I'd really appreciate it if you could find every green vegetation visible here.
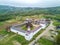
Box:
[12,35,29,45]
[0,29,9,35]
[44,14,60,29]
[53,20,60,26]
[0,5,60,45]
[0,29,29,45]
[0,5,60,21]
[0,22,4,26]
[21,25,34,30]
[56,31,60,45]
[21,25,27,30]
[37,38,54,45]
[0,29,15,45]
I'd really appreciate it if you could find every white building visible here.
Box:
[10,19,47,41]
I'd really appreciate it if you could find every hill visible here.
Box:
[0,5,60,21]
[0,5,60,15]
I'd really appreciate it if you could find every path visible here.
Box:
[0,34,16,43]
[13,40,21,45]
[5,34,16,43]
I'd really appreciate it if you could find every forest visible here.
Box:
[0,5,60,21]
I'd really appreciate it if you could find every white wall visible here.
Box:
[10,28,26,36]
[10,24,46,41]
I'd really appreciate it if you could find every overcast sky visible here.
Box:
[0,0,60,7]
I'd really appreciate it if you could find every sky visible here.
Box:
[0,0,60,7]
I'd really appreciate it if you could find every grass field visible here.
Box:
[0,29,29,45]
[37,38,54,45]
[21,25,34,31]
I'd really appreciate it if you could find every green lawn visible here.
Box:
[53,20,60,26]
[0,29,8,35]
[21,25,34,31]
[0,29,30,45]
[0,22,4,26]
[38,38,54,45]
[11,35,29,45]
[0,29,16,45]
[21,25,27,30]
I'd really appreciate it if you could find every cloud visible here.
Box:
[0,0,60,7]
